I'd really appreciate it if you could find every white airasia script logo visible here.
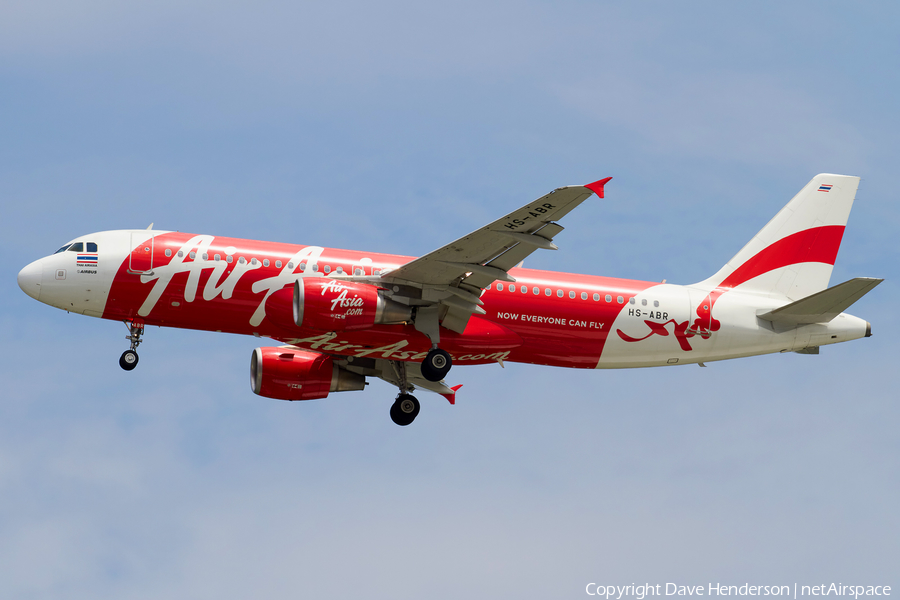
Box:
[136,235,325,326]
[320,280,365,315]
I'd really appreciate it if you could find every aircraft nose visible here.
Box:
[18,260,43,300]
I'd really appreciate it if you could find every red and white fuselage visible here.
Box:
[17,174,880,425]
[16,229,871,367]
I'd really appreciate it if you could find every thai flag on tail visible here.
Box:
[818,184,833,192]
[77,254,98,264]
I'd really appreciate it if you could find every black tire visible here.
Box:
[421,348,452,382]
[389,402,405,426]
[119,350,139,371]
[390,394,419,426]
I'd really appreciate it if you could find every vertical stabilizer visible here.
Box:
[695,174,860,301]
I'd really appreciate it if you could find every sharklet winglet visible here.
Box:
[584,177,612,198]
[441,384,463,405]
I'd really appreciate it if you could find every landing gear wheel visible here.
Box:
[390,393,420,426]
[120,320,145,371]
[119,350,139,371]
[421,348,452,382]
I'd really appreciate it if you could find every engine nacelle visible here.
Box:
[293,279,411,331]
[250,347,366,401]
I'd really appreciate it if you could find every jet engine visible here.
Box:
[250,347,366,401]
[292,278,411,331]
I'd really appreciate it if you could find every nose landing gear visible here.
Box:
[119,319,144,371]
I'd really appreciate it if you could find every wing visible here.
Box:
[386,178,610,286]
[340,177,611,334]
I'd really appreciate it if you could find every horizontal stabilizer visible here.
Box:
[758,277,883,325]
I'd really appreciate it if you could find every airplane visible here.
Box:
[17,174,882,426]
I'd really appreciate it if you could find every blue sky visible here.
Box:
[1,2,898,598]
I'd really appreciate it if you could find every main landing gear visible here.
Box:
[413,306,452,382]
[421,347,452,382]
[390,393,420,426]
[386,346,451,425]
[119,319,144,371]
[388,360,421,426]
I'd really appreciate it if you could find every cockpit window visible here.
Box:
[67,242,84,252]
[86,242,97,252]
[54,244,72,254]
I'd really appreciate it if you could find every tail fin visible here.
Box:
[695,173,860,301]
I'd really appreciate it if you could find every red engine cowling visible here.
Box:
[250,347,366,401]
[292,279,410,332]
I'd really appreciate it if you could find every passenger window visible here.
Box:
[300,262,306,271]
[533,287,539,295]
[593,293,600,301]
[642,299,647,306]
[275,260,282,268]
[165,249,172,257]
[215,254,221,261]
[324,265,331,273]
[68,242,84,252]
[497,283,503,291]
[263,259,269,267]
[202,253,209,260]
[86,242,97,252]
[520,286,527,294]
[569,291,575,299]
[545,288,551,296]
[189,251,196,259]
[654,300,659,307]
[312,264,318,272]
[617,296,624,304]
[629,297,635,304]
[336,266,343,274]
[606,294,612,303]
[226,256,233,263]
[557,289,563,298]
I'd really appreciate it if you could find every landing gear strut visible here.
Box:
[119,319,144,371]
[389,360,420,426]
[421,347,452,382]
[414,306,452,382]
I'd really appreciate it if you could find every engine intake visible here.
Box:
[250,347,365,401]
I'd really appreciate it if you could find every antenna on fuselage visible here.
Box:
[146,223,154,230]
